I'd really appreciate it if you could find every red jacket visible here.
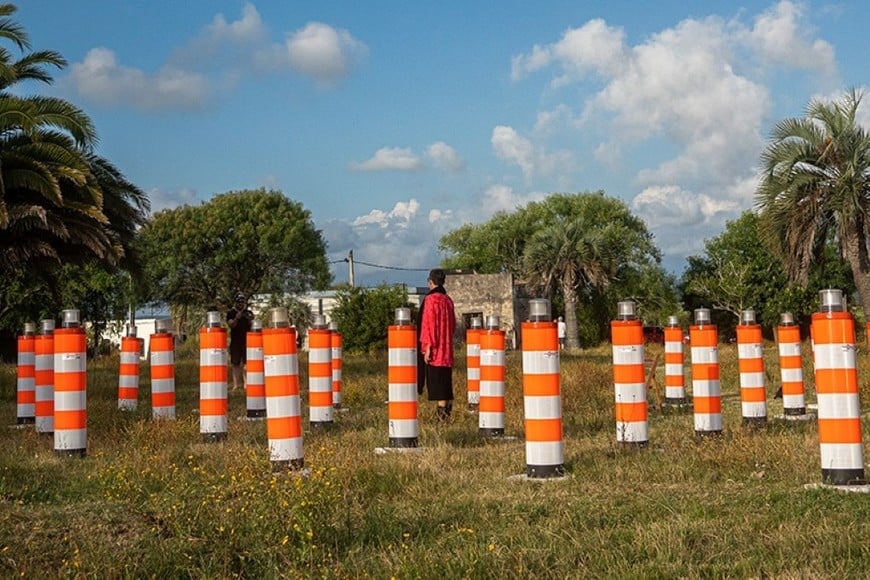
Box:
[420,290,455,367]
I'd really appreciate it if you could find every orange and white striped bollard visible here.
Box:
[263,307,304,471]
[776,312,807,418]
[118,326,140,411]
[736,309,767,426]
[200,311,228,441]
[466,316,482,410]
[329,321,344,409]
[611,300,648,445]
[690,308,722,436]
[387,308,418,448]
[16,322,37,425]
[34,319,55,435]
[479,315,506,436]
[308,314,333,427]
[812,289,865,486]
[150,318,176,420]
[663,316,687,406]
[521,299,564,478]
[54,309,87,457]
[245,319,266,419]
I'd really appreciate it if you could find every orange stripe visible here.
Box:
[18,367,36,379]
[778,326,800,343]
[54,328,85,351]
[479,397,505,412]
[200,329,227,348]
[615,401,648,422]
[200,399,227,416]
[738,359,764,372]
[151,365,174,380]
[480,366,505,381]
[779,355,801,368]
[693,396,721,414]
[267,416,302,439]
[815,369,858,394]
[119,363,139,374]
[262,329,298,355]
[665,376,684,387]
[521,323,558,350]
[120,337,139,351]
[524,418,562,441]
[690,327,717,346]
[388,327,417,348]
[247,360,265,372]
[781,382,803,395]
[309,330,332,348]
[480,332,505,350]
[664,328,683,342]
[309,362,332,377]
[692,364,719,380]
[35,401,53,414]
[35,369,53,384]
[34,336,53,355]
[247,385,266,397]
[118,387,138,399]
[200,366,227,382]
[54,375,85,391]
[54,410,86,429]
[611,320,642,345]
[811,314,855,343]
[664,352,682,364]
[737,326,762,343]
[467,355,480,365]
[613,365,645,384]
[309,391,333,406]
[265,377,299,397]
[741,387,767,402]
[152,393,175,406]
[523,374,560,396]
[818,418,863,444]
[388,366,416,383]
[18,391,36,404]
[389,401,418,420]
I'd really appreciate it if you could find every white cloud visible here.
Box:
[281,22,368,87]
[491,125,574,180]
[171,2,267,66]
[427,142,465,172]
[351,147,423,172]
[746,1,836,75]
[68,47,210,110]
[146,187,203,214]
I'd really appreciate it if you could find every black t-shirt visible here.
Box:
[227,307,253,344]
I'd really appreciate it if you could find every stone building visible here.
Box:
[442,271,522,348]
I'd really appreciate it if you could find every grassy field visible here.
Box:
[2,338,870,578]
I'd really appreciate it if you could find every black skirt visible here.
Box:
[424,365,454,401]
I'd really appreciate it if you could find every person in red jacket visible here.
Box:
[417,268,456,421]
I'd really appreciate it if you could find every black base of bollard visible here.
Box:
[388,437,418,448]
[247,409,266,418]
[742,417,767,429]
[822,468,866,486]
[694,429,723,438]
[55,448,86,458]
[16,417,35,425]
[784,407,807,416]
[202,432,227,443]
[526,464,565,479]
[479,427,504,437]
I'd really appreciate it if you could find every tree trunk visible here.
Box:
[562,271,581,349]
[841,229,870,314]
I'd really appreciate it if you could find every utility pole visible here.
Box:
[347,250,355,287]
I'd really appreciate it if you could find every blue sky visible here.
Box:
[20,1,869,287]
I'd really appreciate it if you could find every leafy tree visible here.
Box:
[756,89,870,312]
[329,284,410,353]
[139,189,331,314]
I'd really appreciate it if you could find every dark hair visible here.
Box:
[428,268,446,286]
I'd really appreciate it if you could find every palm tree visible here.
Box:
[523,218,612,349]
[756,89,870,311]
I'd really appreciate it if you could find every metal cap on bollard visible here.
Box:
[312,314,327,329]
[694,308,711,325]
[206,311,222,328]
[666,315,680,328]
[395,307,411,326]
[41,319,55,334]
[61,309,81,328]
[740,309,756,325]
[155,318,173,334]
[23,321,37,336]
[780,312,795,326]
[819,289,844,313]
[617,300,637,321]
[268,307,290,328]
[470,316,482,329]
[485,314,500,330]
[125,324,137,338]
[328,321,338,331]
[251,319,263,331]
[528,299,551,322]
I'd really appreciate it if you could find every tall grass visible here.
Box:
[1,340,870,577]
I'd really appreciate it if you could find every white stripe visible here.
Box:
[55,391,86,411]
[389,384,418,401]
[691,347,719,364]
[480,350,505,365]
[201,417,227,433]
[246,396,266,410]
[310,407,334,422]
[17,403,35,416]
[782,394,805,408]
[331,348,342,358]
[266,395,302,417]
[738,343,762,358]
[54,430,86,450]
[665,363,683,375]
[665,386,686,398]
[54,354,85,373]
[616,422,648,443]
[478,412,504,429]
[35,385,53,401]
[665,342,683,353]
[694,414,723,431]
[479,382,505,396]
[269,439,303,462]
[151,378,174,393]
[820,443,865,470]
[813,344,857,370]
[691,380,721,396]
[467,392,480,404]
[388,348,416,365]
[309,348,332,363]
[522,351,560,374]
[118,400,137,411]
[153,407,175,419]
[816,393,862,419]
[612,345,644,364]
[525,441,563,466]
[467,344,480,356]
[309,377,332,392]
[118,376,139,388]
[120,352,139,364]
[200,349,227,366]
[739,372,765,386]
[741,402,767,417]
[246,347,263,359]
[246,372,264,384]
[17,378,35,390]
[35,417,53,433]
[780,368,803,382]
[200,383,227,399]
[332,370,342,380]
[389,418,419,438]
[615,383,646,402]
[332,392,342,404]
[18,352,35,365]
[778,343,801,356]
[151,351,174,365]
[467,368,480,380]
[523,395,561,419]
[264,354,298,376]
